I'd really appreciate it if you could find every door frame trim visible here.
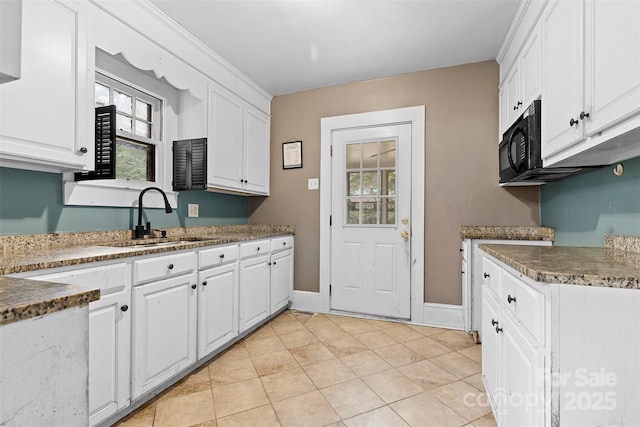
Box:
[319,106,425,323]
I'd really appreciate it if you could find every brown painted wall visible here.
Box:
[249,60,540,305]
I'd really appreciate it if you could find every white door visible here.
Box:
[330,124,412,319]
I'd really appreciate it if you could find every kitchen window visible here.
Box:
[63,49,178,208]
[87,72,161,182]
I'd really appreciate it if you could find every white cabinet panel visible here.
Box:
[271,249,293,313]
[243,105,270,194]
[239,254,271,333]
[197,262,239,359]
[131,272,197,398]
[88,289,131,426]
[0,0,92,173]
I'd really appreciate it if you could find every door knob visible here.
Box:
[401,217,409,225]
[400,230,409,240]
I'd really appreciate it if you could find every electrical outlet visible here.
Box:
[188,203,199,217]
[308,178,319,190]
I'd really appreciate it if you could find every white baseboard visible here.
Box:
[421,303,464,330]
[291,290,326,313]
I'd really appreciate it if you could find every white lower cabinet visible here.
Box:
[270,236,294,314]
[131,272,197,399]
[10,235,294,424]
[88,289,131,426]
[9,261,132,427]
[481,251,640,427]
[197,261,239,359]
[239,253,271,333]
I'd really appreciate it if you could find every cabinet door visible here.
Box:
[504,63,522,127]
[198,263,239,359]
[89,289,131,426]
[239,255,271,333]
[481,286,501,416]
[0,0,92,172]
[542,0,584,160]
[271,249,293,313]
[208,84,244,191]
[131,273,197,398]
[501,312,545,427]
[519,23,541,111]
[243,105,270,195]
[584,0,640,137]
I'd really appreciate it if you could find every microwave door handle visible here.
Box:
[507,131,518,173]
[507,128,525,174]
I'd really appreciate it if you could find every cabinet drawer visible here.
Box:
[199,244,239,269]
[134,251,196,285]
[271,236,293,253]
[239,239,271,259]
[482,256,502,297]
[501,270,545,344]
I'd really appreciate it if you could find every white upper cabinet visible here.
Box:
[0,0,93,173]
[208,82,270,195]
[542,0,640,167]
[501,23,542,134]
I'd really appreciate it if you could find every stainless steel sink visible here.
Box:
[97,237,217,248]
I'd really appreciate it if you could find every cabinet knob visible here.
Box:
[461,271,465,274]
[120,305,129,312]
[580,111,590,120]
[569,118,579,127]
[268,262,272,266]
[507,294,517,304]
[202,281,207,286]
[191,284,197,289]
[283,242,287,246]
[483,272,490,279]
[220,254,225,259]
[168,263,174,270]
[273,261,277,265]
[495,325,503,334]
[491,319,498,326]
[78,146,88,154]
[459,248,463,252]
[257,247,260,251]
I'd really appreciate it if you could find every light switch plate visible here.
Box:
[188,203,199,217]
[308,178,319,190]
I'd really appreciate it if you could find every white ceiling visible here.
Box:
[148,0,521,96]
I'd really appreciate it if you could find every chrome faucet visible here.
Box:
[134,187,173,239]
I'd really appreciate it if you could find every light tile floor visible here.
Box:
[115,310,496,427]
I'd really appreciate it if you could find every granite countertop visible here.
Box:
[0,224,294,325]
[460,225,554,241]
[480,243,640,289]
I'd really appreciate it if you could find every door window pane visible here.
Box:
[361,171,378,195]
[344,138,398,226]
[346,143,360,169]
[348,172,361,196]
[347,199,360,224]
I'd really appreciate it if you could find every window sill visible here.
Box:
[63,178,177,208]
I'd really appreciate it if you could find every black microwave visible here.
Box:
[499,100,583,185]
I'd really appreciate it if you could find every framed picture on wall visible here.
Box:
[282,140,303,169]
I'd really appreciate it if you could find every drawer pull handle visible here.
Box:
[120,305,129,312]
[483,273,490,279]
[507,295,517,304]
[220,254,225,259]
[202,281,207,286]
[491,319,498,326]
[283,242,287,246]
[168,263,174,270]
[191,284,197,289]
[257,247,260,251]
[495,325,503,334]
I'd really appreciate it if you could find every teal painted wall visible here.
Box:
[0,167,248,236]
[540,156,640,246]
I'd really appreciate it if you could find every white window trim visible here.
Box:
[63,69,176,209]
